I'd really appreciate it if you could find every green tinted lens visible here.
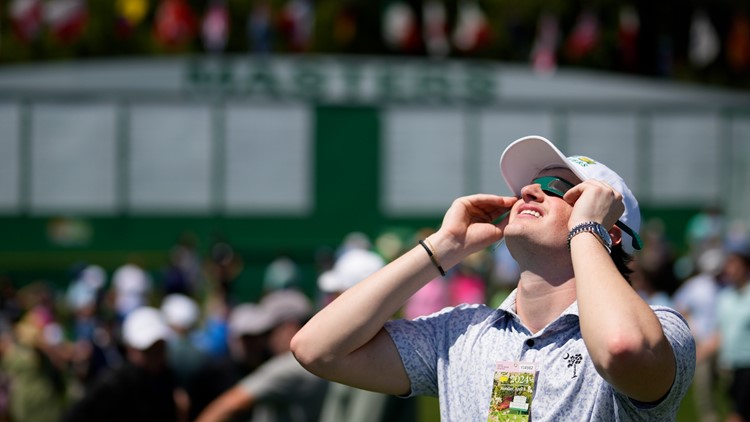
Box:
[531,177,643,250]
[532,176,575,198]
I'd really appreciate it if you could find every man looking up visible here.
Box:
[292,135,695,420]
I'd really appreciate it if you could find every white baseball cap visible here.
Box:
[500,135,642,253]
[122,307,171,350]
[229,290,313,338]
[228,303,275,337]
[161,294,200,330]
[317,249,385,293]
[260,289,313,324]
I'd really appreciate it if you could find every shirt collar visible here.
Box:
[496,288,581,332]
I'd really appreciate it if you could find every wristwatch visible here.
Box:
[567,221,612,254]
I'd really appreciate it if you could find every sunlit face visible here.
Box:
[503,168,582,251]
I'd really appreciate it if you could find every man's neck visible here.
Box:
[515,271,576,334]
[506,239,578,333]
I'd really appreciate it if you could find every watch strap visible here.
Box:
[567,221,612,254]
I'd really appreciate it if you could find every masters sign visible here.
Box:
[185,57,498,104]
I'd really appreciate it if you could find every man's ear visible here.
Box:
[609,226,622,248]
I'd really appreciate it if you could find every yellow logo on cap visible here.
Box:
[570,156,597,166]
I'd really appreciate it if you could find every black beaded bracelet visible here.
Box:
[419,239,446,276]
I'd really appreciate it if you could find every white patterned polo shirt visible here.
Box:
[384,289,695,421]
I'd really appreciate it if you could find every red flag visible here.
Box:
[564,10,600,61]
[279,0,314,52]
[154,0,198,49]
[617,5,639,72]
[382,1,419,52]
[452,0,491,53]
[8,0,43,43]
[530,14,559,75]
[726,13,750,73]
[44,0,88,44]
[202,0,230,53]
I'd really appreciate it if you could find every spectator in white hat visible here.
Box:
[292,135,695,420]
[63,306,188,422]
[226,303,275,370]
[188,302,274,421]
[110,261,152,321]
[196,289,327,422]
[318,248,385,305]
[161,294,207,393]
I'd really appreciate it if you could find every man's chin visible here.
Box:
[502,224,531,241]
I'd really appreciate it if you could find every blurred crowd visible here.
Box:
[0,208,749,421]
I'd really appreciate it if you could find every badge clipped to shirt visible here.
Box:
[487,361,536,422]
